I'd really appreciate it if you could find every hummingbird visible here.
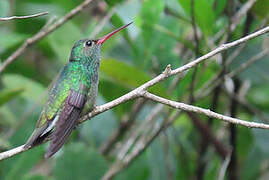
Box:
[25,22,132,158]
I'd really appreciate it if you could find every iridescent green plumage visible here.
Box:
[25,21,132,158]
[26,39,100,158]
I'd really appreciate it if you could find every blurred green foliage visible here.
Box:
[0,0,269,179]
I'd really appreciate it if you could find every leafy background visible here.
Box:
[0,0,269,179]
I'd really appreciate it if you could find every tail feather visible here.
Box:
[45,107,80,158]
[25,124,50,148]
[25,116,58,148]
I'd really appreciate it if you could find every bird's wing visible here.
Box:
[45,88,86,158]
[25,66,71,147]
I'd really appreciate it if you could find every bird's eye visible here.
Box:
[85,40,92,47]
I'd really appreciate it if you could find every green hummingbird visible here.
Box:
[25,22,132,158]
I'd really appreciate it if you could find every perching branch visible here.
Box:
[0,12,48,21]
[0,145,28,160]
[0,0,94,75]
[0,25,269,161]
[141,91,269,129]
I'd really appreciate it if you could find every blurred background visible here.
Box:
[0,0,269,179]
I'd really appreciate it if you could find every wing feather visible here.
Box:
[45,89,86,158]
[25,66,69,148]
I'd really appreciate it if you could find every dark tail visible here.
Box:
[44,108,80,158]
[25,124,51,148]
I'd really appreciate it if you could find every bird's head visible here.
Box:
[69,22,132,63]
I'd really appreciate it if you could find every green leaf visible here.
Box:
[0,88,24,106]
[178,0,215,35]
[100,58,168,97]
[252,0,269,18]
[53,143,108,180]
[214,0,227,17]
[2,74,45,103]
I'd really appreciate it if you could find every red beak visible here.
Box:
[96,22,133,45]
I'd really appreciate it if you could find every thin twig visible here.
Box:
[0,0,94,75]
[142,91,269,129]
[0,12,48,21]
[218,152,232,180]
[208,0,258,53]
[230,0,258,32]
